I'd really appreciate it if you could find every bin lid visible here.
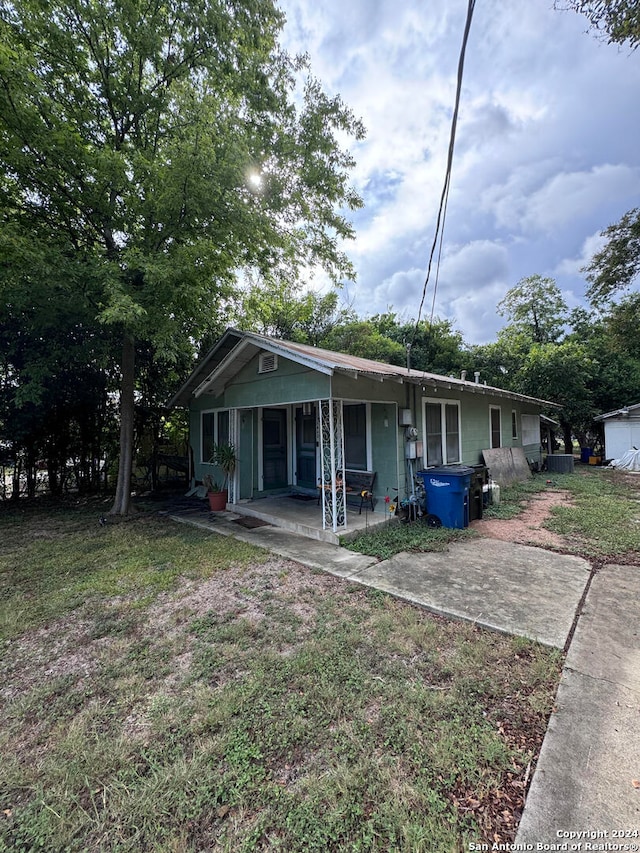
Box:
[418,466,475,477]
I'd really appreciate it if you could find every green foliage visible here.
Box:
[557,0,640,49]
[345,520,475,560]
[322,320,407,364]
[0,0,364,506]
[585,208,640,300]
[234,276,346,344]
[497,275,569,344]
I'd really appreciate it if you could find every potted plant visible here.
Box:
[205,442,237,511]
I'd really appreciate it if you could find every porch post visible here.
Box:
[228,408,238,505]
[319,399,346,533]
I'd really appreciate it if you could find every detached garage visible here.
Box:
[595,403,640,461]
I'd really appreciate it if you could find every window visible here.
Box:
[512,410,518,441]
[522,414,541,446]
[202,410,230,462]
[344,403,367,470]
[490,407,502,449]
[423,399,460,466]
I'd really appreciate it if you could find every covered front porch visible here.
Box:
[232,492,389,545]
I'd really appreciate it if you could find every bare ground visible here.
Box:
[470,489,573,549]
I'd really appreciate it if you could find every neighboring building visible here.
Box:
[595,403,640,461]
[168,329,558,536]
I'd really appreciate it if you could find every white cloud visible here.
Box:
[521,165,640,233]
[555,230,608,277]
[276,0,640,345]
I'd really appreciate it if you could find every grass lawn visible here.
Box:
[485,466,640,558]
[0,500,562,852]
[346,466,640,560]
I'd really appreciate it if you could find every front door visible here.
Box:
[262,408,288,490]
[295,406,317,489]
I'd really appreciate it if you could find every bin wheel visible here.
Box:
[424,514,442,528]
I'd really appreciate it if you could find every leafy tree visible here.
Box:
[585,208,640,300]
[497,275,569,344]
[236,277,346,345]
[514,341,597,451]
[367,315,466,376]
[556,0,640,49]
[603,292,640,360]
[0,0,363,513]
[0,233,118,497]
[568,306,640,414]
[321,320,406,365]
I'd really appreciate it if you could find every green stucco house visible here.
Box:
[169,328,556,539]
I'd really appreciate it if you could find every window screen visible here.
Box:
[522,414,540,446]
[445,404,460,463]
[344,404,367,470]
[490,408,501,449]
[202,413,215,462]
[425,402,443,466]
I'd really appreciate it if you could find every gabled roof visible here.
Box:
[166,328,243,408]
[169,328,560,408]
[595,402,640,421]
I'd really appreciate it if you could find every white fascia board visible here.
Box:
[242,334,334,376]
[193,339,254,398]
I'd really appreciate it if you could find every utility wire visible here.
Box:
[411,0,476,361]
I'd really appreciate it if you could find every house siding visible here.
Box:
[187,352,547,498]
[603,414,640,460]
[225,354,330,408]
[417,391,543,468]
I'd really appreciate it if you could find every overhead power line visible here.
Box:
[411,0,477,359]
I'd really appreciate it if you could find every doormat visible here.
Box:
[233,516,270,529]
[288,494,316,501]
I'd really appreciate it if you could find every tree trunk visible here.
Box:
[111,334,136,515]
[562,421,573,455]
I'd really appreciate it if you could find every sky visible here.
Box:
[276,0,640,345]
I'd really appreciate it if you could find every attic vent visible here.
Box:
[258,352,278,374]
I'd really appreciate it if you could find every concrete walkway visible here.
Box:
[167,506,640,836]
[168,507,590,649]
[516,562,640,843]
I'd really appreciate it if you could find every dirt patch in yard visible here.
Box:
[470,489,573,549]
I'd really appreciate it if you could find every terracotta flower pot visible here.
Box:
[207,490,228,511]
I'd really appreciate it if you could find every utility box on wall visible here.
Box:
[405,441,417,459]
[399,408,412,426]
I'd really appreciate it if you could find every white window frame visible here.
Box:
[490,406,502,449]
[522,414,541,446]
[422,397,461,467]
[201,408,230,463]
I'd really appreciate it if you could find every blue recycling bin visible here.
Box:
[417,466,475,529]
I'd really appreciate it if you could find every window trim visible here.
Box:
[201,408,230,464]
[422,397,461,467]
[511,409,518,442]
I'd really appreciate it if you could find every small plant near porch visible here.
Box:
[204,442,237,511]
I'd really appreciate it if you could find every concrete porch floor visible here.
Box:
[232,494,388,544]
